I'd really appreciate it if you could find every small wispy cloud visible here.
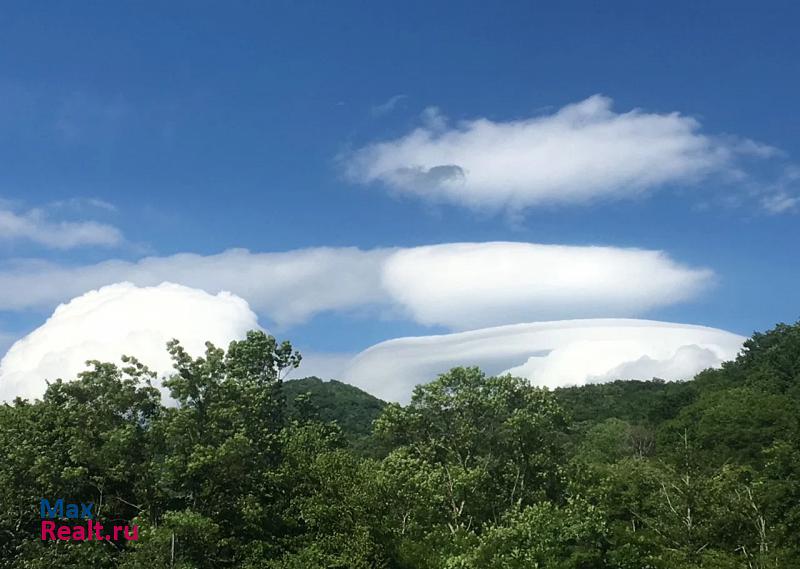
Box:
[370,94,408,117]
[758,166,800,214]
[0,203,123,249]
[53,91,129,144]
[48,197,119,213]
[761,192,799,214]
[0,80,132,148]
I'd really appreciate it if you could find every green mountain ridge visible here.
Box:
[283,376,387,440]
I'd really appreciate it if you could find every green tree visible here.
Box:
[0,357,161,568]
[154,331,301,564]
[375,367,570,532]
[461,499,607,569]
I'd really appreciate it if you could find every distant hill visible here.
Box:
[556,320,800,430]
[283,376,387,440]
[554,377,697,426]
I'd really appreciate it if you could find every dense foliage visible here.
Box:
[0,321,799,568]
[283,377,386,448]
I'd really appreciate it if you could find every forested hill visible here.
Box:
[283,376,386,440]
[0,322,799,567]
[309,321,800,468]
[287,319,800,459]
[555,321,800,428]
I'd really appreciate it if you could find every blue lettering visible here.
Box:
[40,498,63,518]
[39,499,94,519]
[81,502,94,519]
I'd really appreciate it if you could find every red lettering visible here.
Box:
[40,520,56,540]
[124,525,139,541]
[56,525,71,540]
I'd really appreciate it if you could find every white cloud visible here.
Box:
[371,94,408,116]
[0,288,743,404]
[0,247,391,325]
[0,282,259,401]
[0,332,15,359]
[286,351,353,381]
[0,243,712,329]
[346,95,776,211]
[48,197,118,213]
[381,242,712,329]
[587,344,725,384]
[761,192,798,214]
[343,319,745,402]
[0,206,122,249]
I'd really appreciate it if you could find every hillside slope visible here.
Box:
[284,376,387,439]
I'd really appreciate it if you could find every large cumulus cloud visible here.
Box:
[0,282,259,401]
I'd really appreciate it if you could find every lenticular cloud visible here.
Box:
[0,282,260,401]
[382,243,711,329]
[346,94,775,211]
[0,242,712,330]
[343,319,745,402]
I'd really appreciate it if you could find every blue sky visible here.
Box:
[0,0,798,364]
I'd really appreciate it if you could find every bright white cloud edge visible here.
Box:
[0,282,259,401]
[0,205,122,249]
[0,242,712,330]
[0,283,744,406]
[346,94,777,211]
[343,319,745,402]
[382,242,711,329]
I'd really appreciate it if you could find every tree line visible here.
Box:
[0,321,799,568]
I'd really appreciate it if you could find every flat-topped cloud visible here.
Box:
[382,242,711,329]
[343,319,745,402]
[0,242,711,329]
